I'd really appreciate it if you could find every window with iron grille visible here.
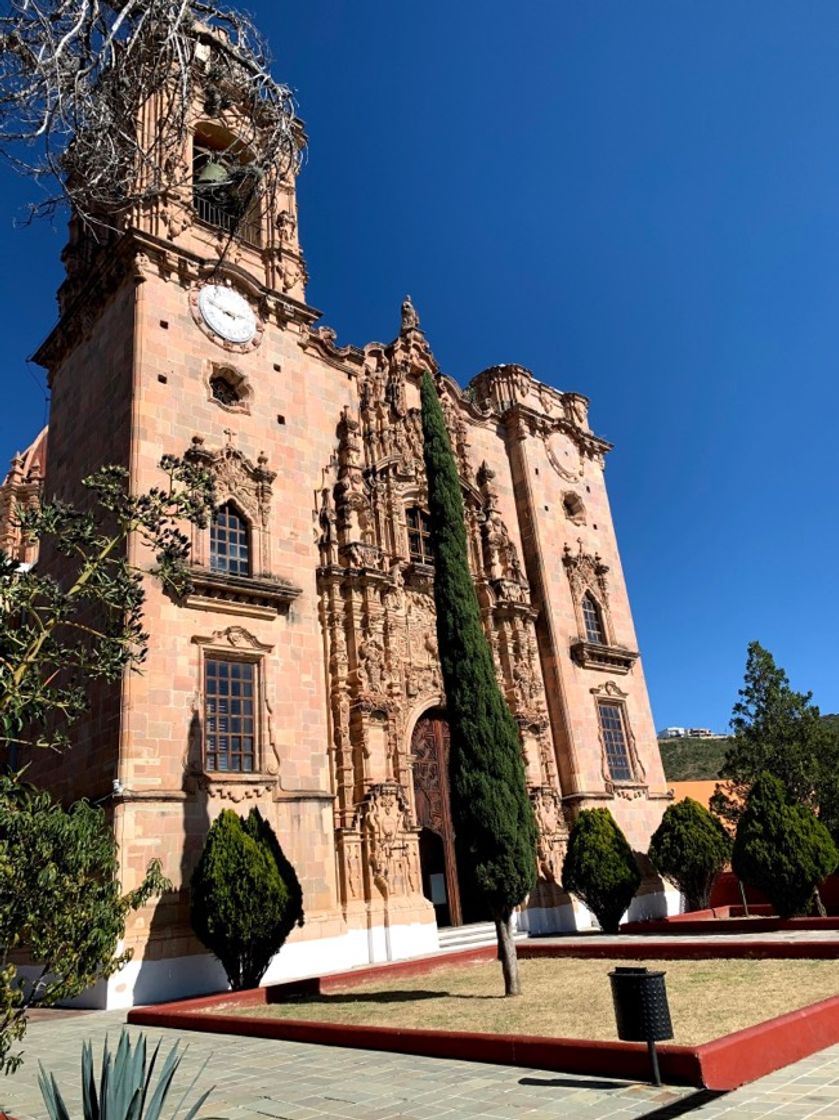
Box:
[406,507,433,564]
[597,701,633,782]
[210,502,250,576]
[205,658,256,773]
[210,374,240,406]
[582,593,606,644]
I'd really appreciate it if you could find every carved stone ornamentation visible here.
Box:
[401,294,420,332]
[562,539,609,605]
[315,302,570,913]
[357,781,411,896]
[531,786,569,883]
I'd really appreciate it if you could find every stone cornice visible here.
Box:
[301,325,366,375]
[570,639,639,674]
[467,362,613,459]
[34,227,323,375]
[186,569,302,614]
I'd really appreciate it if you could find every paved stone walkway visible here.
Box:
[3,1010,839,1119]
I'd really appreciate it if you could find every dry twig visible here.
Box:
[0,0,301,233]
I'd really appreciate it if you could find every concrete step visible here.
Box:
[437,921,527,950]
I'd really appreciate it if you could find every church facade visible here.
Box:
[1,26,672,1007]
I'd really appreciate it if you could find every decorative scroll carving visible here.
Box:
[357,781,411,896]
[564,541,639,673]
[478,461,528,602]
[186,432,276,577]
[531,786,569,883]
[563,539,609,605]
[192,625,273,652]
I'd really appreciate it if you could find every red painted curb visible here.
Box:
[125,945,839,1090]
[518,939,839,960]
[127,1005,704,1086]
[621,916,839,935]
[696,995,839,1090]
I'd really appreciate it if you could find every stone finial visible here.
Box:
[400,294,420,333]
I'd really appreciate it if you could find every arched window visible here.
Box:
[210,502,250,577]
[406,506,433,565]
[192,126,260,245]
[582,592,606,644]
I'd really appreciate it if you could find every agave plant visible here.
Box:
[38,1029,216,1120]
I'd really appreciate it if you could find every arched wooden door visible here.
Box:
[410,710,463,927]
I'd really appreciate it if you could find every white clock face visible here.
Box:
[198,284,257,345]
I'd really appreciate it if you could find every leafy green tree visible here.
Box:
[190,808,303,990]
[0,777,171,1076]
[648,798,731,912]
[0,457,212,1075]
[561,808,641,933]
[713,642,839,836]
[0,456,214,753]
[732,771,838,918]
[420,373,537,997]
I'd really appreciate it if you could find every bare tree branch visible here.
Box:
[0,0,302,233]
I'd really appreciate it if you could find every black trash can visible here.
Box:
[609,967,673,1084]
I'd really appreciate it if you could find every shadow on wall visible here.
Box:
[137,711,225,1006]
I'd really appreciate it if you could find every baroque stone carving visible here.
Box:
[563,539,610,607]
[357,781,412,896]
[186,433,275,529]
[531,786,569,883]
[317,300,567,908]
[193,625,273,652]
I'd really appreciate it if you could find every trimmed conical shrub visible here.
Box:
[732,771,838,918]
[562,808,641,933]
[190,808,301,989]
[243,806,305,946]
[648,797,731,912]
[420,372,537,996]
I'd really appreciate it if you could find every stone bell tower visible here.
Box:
[28,23,396,1006]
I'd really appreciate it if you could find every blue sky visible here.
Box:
[1,1,837,731]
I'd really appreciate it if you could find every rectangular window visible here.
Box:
[205,658,256,773]
[407,507,433,564]
[597,701,633,782]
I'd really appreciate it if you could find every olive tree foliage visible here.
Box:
[648,797,731,912]
[0,457,212,1074]
[712,641,839,838]
[732,771,838,919]
[190,808,304,991]
[0,0,301,230]
[420,372,537,997]
[0,455,214,753]
[0,776,172,1076]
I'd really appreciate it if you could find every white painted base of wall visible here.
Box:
[517,898,596,935]
[518,888,681,935]
[57,919,441,1010]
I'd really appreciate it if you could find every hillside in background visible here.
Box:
[659,737,730,781]
[659,714,839,781]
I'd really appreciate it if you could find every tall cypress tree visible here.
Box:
[420,372,537,996]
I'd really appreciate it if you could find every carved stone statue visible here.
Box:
[401,294,419,332]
